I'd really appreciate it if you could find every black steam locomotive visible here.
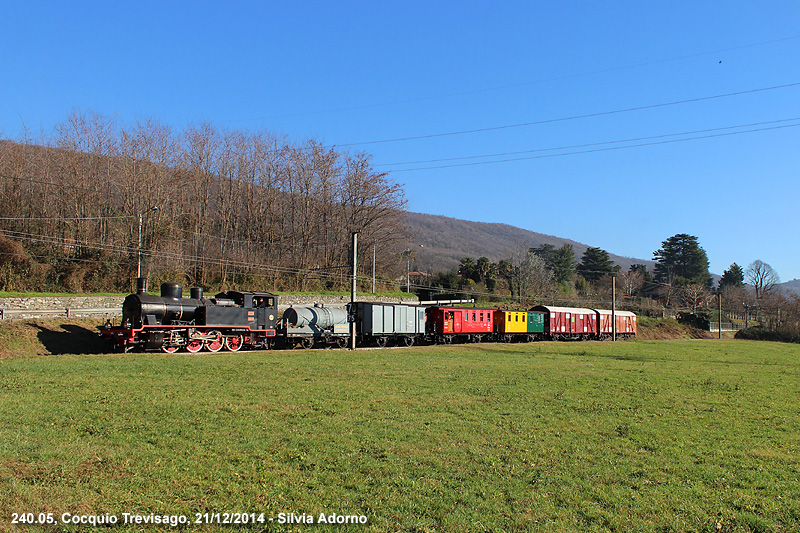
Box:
[102,278,279,352]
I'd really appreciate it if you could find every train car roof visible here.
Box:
[531,305,596,314]
[594,309,637,317]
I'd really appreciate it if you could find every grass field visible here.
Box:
[1,340,798,532]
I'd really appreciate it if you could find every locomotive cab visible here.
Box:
[197,290,278,331]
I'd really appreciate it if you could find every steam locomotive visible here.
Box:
[106,278,279,352]
[99,278,635,353]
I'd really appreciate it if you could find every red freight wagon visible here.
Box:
[426,307,494,343]
[595,309,637,339]
[530,305,598,340]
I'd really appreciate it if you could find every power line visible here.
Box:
[336,81,800,147]
[382,121,800,172]
[378,117,800,167]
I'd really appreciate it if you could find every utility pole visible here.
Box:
[612,275,616,342]
[137,213,143,279]
[406,251,410,293]
[350,231,358,351]
[137,206,158,279]
[718,293,722,340]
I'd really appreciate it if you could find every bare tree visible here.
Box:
[680,283,710,312]
[500,245,553,301]
[618,269,644,297]
[746,260,780,301]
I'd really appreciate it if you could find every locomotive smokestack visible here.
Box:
[136,277,148,294]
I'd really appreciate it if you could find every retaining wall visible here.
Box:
[0,294,420,320]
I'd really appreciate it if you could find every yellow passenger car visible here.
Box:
[495,310,529,333]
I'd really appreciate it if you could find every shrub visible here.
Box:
[676,312,710,330]
[735,327,800,344]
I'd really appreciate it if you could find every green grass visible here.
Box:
[1,340,799,532]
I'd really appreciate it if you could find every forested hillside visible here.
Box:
[405,212,653,274]
[0,112,407,293]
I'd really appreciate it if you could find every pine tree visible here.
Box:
[653,234,711,288]
[718,263,744,290]
[551,244,576,285]
[577,247,618,282]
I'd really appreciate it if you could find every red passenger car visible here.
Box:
[426,307,494,343]
[530,305,598,340]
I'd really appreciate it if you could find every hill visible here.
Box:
[404,212,654,274]
[779,279,800,295]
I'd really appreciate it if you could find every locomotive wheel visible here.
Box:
[224,335,244,352]
[161,344,179,353]
[206,331,224,352]
[335,337,348,349]
[402,336,414,347]
[185,338,204,353]
[299,337,314,349]
[374,336,388,348]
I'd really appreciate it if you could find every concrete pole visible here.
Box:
[350,231,358,351]
[406,253,410,293]
[718,293,722,340]
[137,213,143,279]
[612,275,616,342]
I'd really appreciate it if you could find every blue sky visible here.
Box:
[2,1,799,280]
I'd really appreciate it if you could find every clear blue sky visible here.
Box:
[2,1,799,280]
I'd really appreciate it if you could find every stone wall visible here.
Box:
[0,294,419,320]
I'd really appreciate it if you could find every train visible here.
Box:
[98,279,636,353]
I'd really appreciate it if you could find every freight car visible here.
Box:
[595,309,637,339]
[354,302,427,347]
[530,305,598,341]
[279,304,350,349]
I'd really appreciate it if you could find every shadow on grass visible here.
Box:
[35,323,109,355]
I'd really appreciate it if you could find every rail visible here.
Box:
[0,308,121,320]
